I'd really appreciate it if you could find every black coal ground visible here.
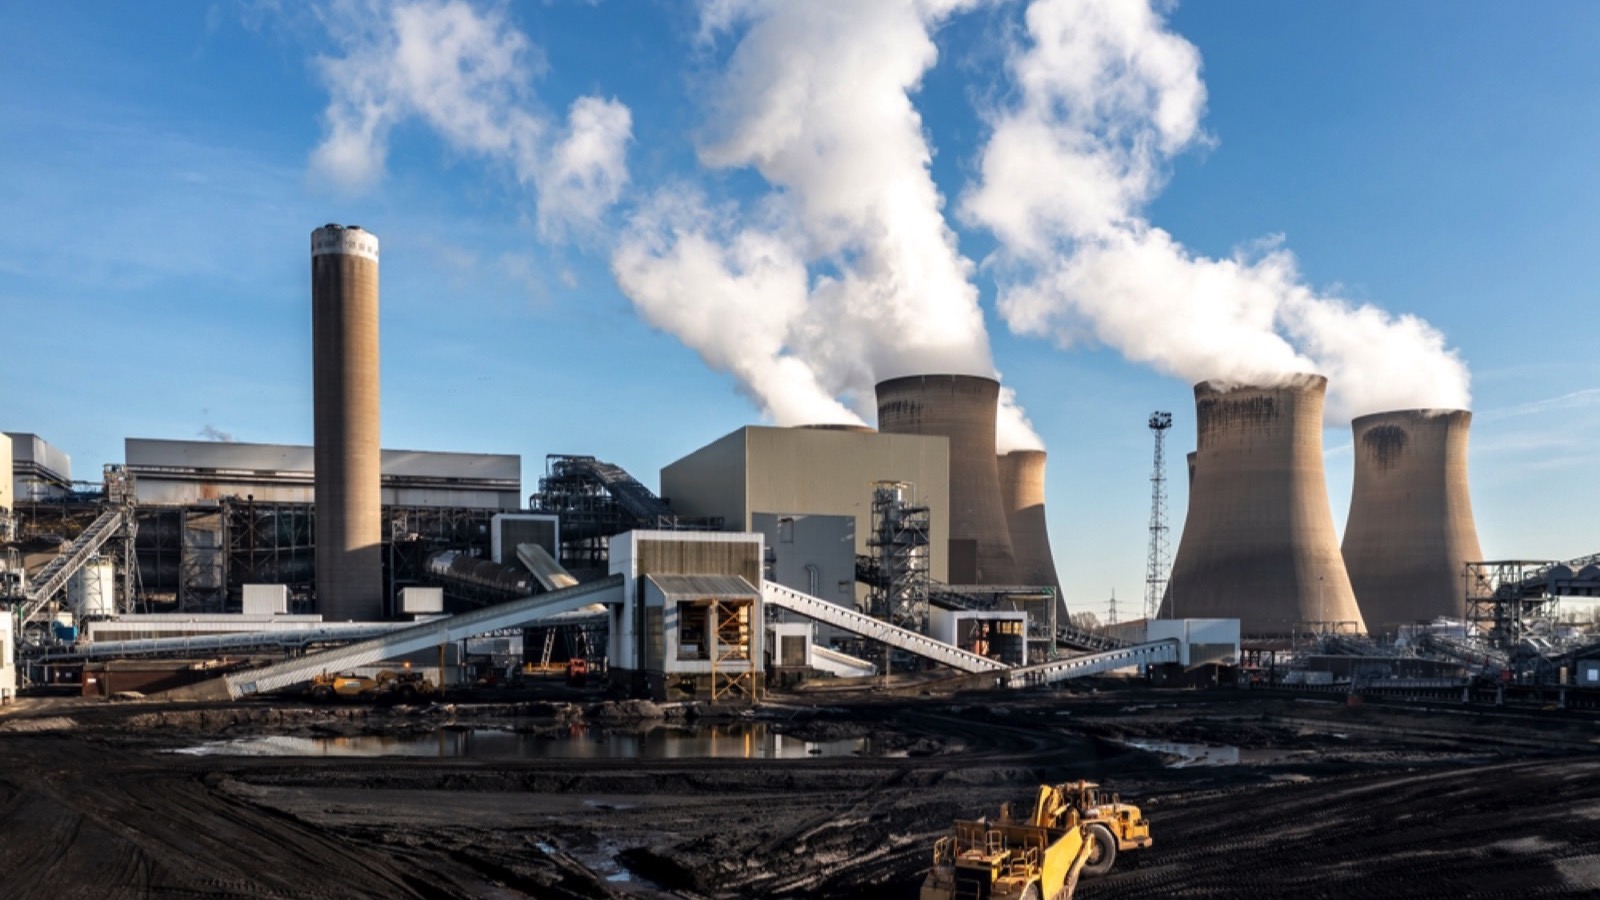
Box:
[2,687,1598,899]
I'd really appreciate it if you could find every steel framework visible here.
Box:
[530,455,721,570]
[866,481,931,631]
[1144,411,1172,621]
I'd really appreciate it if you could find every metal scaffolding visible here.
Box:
[529,455,721,570]
[866,481,930,632]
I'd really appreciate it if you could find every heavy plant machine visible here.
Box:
[921,781,1151,900]
[1046,780,1151,876]
[307,669,439,704]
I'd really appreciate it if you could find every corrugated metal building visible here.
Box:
[5,432,72,501]
[124,438,520,510]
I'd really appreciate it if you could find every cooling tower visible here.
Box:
[1163,374,1365,635]
[876,375,1017,585]
[311,224,382,621]
[1342,409,1482,634]
[998,450,1061,591]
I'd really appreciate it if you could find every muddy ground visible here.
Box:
[2,682,1599,899]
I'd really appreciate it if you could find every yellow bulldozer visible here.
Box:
[307,669,439,704]
[921,781,1150,900]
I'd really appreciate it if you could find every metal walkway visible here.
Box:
[223,575,625,699]
[1001,639,1181,689]
[763,583,1005,674]
[17,506,130,626]
[40,622,408,662]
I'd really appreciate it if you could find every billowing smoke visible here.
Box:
[965,0,1471,421]
[612,0,1044,450]
[311,0,631,240]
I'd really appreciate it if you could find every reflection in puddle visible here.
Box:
[173,722,872,760]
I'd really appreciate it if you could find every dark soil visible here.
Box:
[2,685,1598,899]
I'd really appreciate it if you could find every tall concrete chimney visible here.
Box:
[998,450,1060,591]
[1162,374,1365,635]
[1342,409,1482,635]
[876,375,1018,585]
[311,224,382,621]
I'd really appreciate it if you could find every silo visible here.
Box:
[1342,409,1481,634]
[311,224,382,621]
[1162,374,1364,635]
[876,375,1017,585]
[998,450,1060,591]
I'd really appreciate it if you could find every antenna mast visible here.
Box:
[1144,411,1173,620]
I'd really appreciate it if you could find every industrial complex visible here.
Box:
[4,225,1600,899]
[3,220,1596,703]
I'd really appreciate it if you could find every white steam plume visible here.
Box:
[966,0,1470,421]
[612,0,1044,450]
[311,0,631,239]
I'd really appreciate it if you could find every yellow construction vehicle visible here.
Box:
[307,669,439,704]
[1029,780,1150,876]
[921,801,1092,900]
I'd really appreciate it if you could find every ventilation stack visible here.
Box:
[311,224,383,621]
[876,375,1018,585]
[1163,374,1364,635]
[1342,409,1482,635]
[998,450,1060,592]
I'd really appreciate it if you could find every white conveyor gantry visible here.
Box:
[223,575,624,699]
[762,582,1006,674]
[1000,639,1181,689]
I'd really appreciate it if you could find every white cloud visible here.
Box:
[310,0,630,237]
[612,0,1043,447]
[967,0,1471,422]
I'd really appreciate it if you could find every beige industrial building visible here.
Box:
[660,426,953,603]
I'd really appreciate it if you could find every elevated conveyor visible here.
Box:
[1001,639,1181,689]
[763,583,1006,674]
[224,575,624,698]
[17,506,130,626]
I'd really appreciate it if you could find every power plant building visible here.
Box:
[6,432,71,502]
[875,375,1018,585]
[1164,375,1365,636]
[660,426,952,605]
[311,224,383,622]
[1342,409,1483,635]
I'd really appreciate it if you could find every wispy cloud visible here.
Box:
[1475,387,1600,423]
[310,0,631,240]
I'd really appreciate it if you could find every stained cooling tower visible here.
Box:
[1342,409,1482,634]
[876,375,1017,585]
[311,224,383,621]
[998,450,1061,591]
[1163,374,1365,635]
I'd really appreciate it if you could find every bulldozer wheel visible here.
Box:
[395,684,418,703]
[1082,824,1117,877]
[310,685,334,703]
[1019,882,1041,900]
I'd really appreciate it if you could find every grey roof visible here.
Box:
[644,574,759,600]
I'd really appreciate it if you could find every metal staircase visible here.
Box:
[16,506,130,627]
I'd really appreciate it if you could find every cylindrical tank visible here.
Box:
[311,224,383,621]
[1342,409,1482,634]
[1163,374,1365,635]
[68,561,117,618]
[997,450,1060,592]
[876,374,1018,585]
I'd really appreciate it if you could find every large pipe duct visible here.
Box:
[998,450,1060,592]
[1163,374,1365,635]
[1342,409,1482,635]
[875,374,1017,585]
[311,224,383,621]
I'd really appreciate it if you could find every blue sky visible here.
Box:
[3,1,1596,622]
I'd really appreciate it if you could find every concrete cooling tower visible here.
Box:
[998,450,1061,592]
[1342,409,1482,635]
[311,224,383,621]
[876,375,1018,585]
[1163,374,1365,635]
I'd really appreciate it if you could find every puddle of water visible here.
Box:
[1122,739,1303,767]
[1123,739,1242,766]
[172,722,873,760]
